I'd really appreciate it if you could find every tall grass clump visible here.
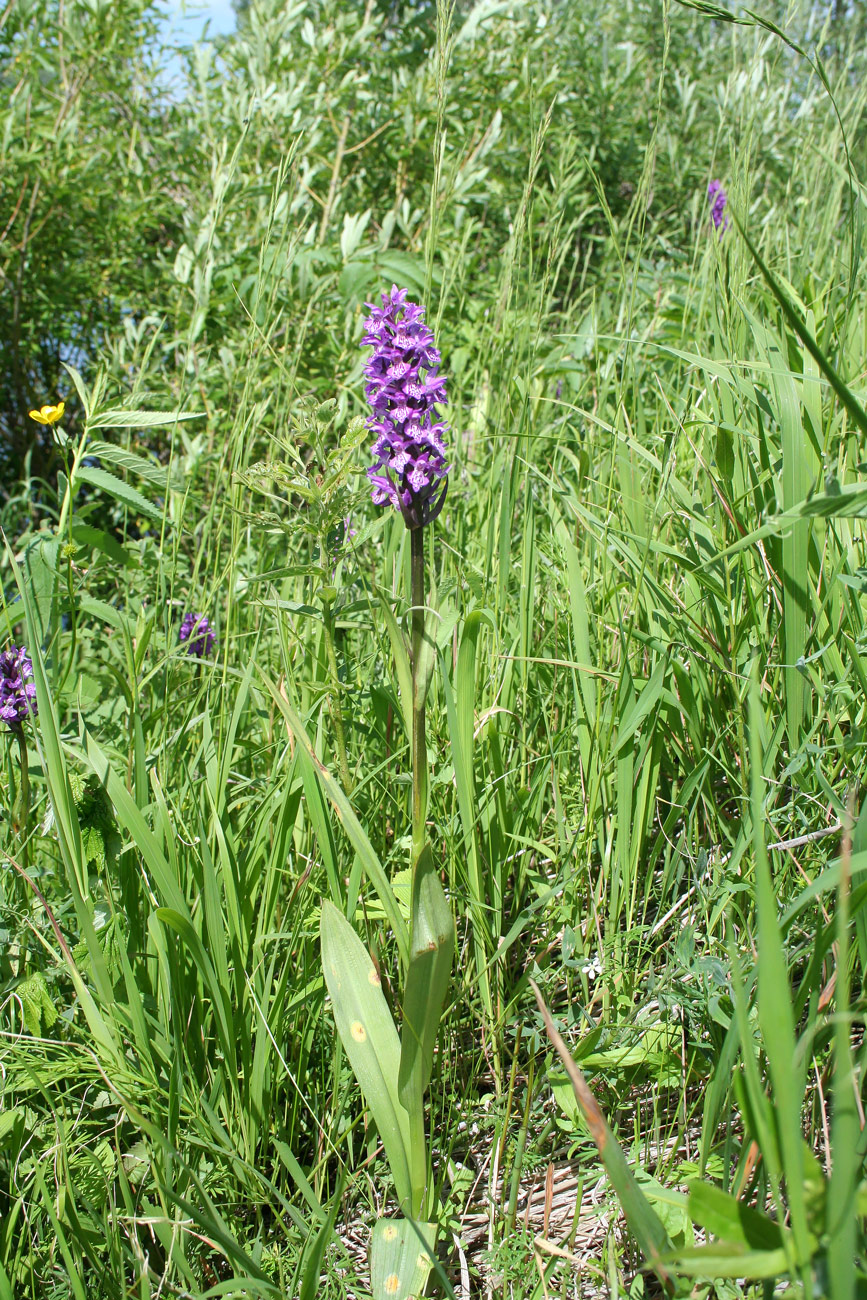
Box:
[1,0,867,1296]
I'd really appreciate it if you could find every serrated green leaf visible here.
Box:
[77,466,163,523]
[320,900,412,1212]
[81,823,107,871]
[86,439,170,488]
[87,408,203,430]
[17,972,58,1036]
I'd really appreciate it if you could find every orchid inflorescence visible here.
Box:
[0,645,37,732]
[708,179,729,236]
[179,612,216,658]
[363,285,450,530]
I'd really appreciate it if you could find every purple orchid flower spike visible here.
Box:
[179,612,216,658]
[362,285,450,530]
[708,179,730,237]
[0,645,37,731]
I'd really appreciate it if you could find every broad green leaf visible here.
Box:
[743,307,814,745]
[665,1242,791,1280]
[792,482,867,518]
[320,900,412,1212]
[84,730,190,920]
[369,1218,436,1300]
[442,615,495,1025]
[71,522,137,568]
[23,534,60,642]
[7,544,122,1062]
[62,362,91,416]
[78,594,128,631]
[688,1181,786,1251]
[555,517,597,729]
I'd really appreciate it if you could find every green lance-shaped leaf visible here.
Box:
[398,844,454,1215]
[320,900,413,1213]
[369,1218,437,1300]
[399,846,454,1105]
[531,980,675,1295]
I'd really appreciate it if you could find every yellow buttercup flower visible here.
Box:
[28,401,66,426]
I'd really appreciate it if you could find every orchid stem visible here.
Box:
[410,525,428,868]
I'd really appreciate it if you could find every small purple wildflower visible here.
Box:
[0,645,37,731]
[179,612,215,658]
[708,180,729,236]
[362,285,449,529]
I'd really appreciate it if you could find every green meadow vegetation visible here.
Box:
[2,0,867,1294]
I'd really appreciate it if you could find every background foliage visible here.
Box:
[2,0,867,1294]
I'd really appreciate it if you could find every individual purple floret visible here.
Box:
[0,645,37,731]
[179,612,215,658]
[362,285,449,529]
[708,180,729,236]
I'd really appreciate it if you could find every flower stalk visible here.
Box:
[410,524,428,864]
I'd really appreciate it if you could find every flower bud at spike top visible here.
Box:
[179,612,216,658]
[0,645,37,731]
[362,285,449,530]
